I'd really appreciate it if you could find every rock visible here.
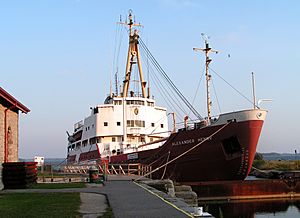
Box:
[174,185,192,192]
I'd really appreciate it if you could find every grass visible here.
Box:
[37,172,85,178]
[29,182,86,189]
[253,160,300,171]
[0,192,81,218]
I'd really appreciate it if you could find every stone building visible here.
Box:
[0,87,30,189]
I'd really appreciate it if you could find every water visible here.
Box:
[199,199,300,218]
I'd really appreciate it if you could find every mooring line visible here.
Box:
[133,181,194,218]
[134,121,232,181]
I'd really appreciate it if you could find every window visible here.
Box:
[127,120,145,127]
[147,101,154,107]
[161,124,164,128]
[114,100,122,105]
[82,140,88,147]
[126,100,145,105]
[76,142,81,149]
[112,137,116,142]
[89,137,96,145]
[127,120,134,127]
[104,122,108,126]
[140,136,145,143]
[96,137,101,143]
[117,122,121,126]
[151,123,155,127]
[93,107,99,114]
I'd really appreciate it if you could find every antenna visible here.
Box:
[201,33,210,43]
[193,34,218,122]
[115,71,119,96]
[251,72,256,109]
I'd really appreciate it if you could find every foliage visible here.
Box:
[253,160,300,171]
[252,159,265,169]
[0,193,80,218]
[254,152,264,160]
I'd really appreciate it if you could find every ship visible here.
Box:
[66,11,267,182]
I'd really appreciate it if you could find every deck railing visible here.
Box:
[61,163,152,178]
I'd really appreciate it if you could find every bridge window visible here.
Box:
[147,101,154,107]
[127,120,145,127]
[114,100,122,105]
[126,100,145,105]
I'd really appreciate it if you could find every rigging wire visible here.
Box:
[139,38,201,119]
[139,47,187,118]
[209,67,255,107]
[139,38,203,120]
[211,78,222,114]
[147,63,186,118]
[188,64,205,118]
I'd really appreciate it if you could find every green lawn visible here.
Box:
[0,192,81,218]
[30,182,86,189]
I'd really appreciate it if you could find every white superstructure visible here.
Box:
[67,95,169,163]
[67,11,171,164]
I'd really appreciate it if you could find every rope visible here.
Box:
[134,121,232,181]
[143,151,171,168]
[161,151,171,180]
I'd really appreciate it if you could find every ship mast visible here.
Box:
[193,34,218,122]
[119,10,147,98]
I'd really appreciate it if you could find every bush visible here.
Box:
[254,152,264,161]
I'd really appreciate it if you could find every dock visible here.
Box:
[102,176,192,218]
[1,175,203,218]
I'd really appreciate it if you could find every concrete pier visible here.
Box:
[102,179,190,218]
[1,175,197,218]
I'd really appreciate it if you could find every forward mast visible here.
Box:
[118,10,148,98]
[193,35,218,123]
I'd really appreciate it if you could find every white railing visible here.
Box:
[61,163,152,178]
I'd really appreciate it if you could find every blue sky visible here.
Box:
[1,0,300,158]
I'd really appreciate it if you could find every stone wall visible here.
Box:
[0,104,19,190]
[0,104,4,163]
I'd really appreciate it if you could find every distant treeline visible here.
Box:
[261,153,300,161]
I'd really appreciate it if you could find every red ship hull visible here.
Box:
[109,119,264,182]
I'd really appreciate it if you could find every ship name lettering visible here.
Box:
[197,137,212,142]
[172,139,195,146]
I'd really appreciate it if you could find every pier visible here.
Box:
[1,174,200,218]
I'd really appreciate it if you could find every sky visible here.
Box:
[1,0,300,158]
